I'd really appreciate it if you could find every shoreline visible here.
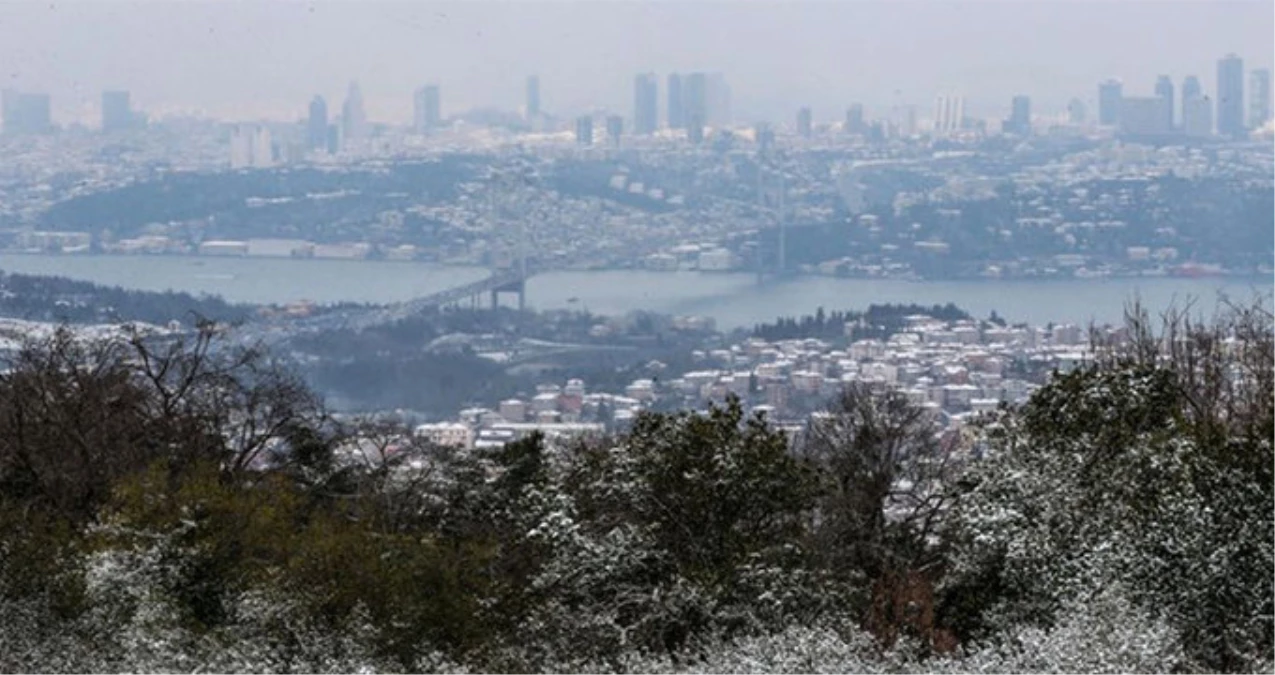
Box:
[1,249,1268,285]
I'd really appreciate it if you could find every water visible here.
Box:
[1,253,1268,330]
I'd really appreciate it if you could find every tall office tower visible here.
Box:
[2,91,52,134]
[325,124,340,154]
[1098,79,1123,126]
[1067,98,1087,125]
[1248,68,1271,129]
[414,84,441,133]
[684,72,708,136]
[705,73,731,127]
[1183,95,1214,138]
[845,104,865,134]
[1216,53,1244,137]
[1182,75,1201,102]
[230,124,273,169]
[1119,97,1172,136]
[101,90,132,132]
[251,126,274,167]
[755,122,775,153]
[796,107,813,138]
[1154,76,1174,130]
[667,73,684,129]
[633,73,658,135]
[1003,95,1031,135]
[605,115,623,147]
[526,75,540,120]
[575,116,593,145]
[932,95,964,135]
[307,96,328,150]
[341,81,367,143]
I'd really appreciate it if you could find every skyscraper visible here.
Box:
[1183,95,1214,138]
[1004,95,1031,135]
[2,91,52,135]
[1216,54,1244,137]
[667,73,684,129]
[606,115,623,147]
[796,107,812,138]
[845,104,865,134]
[1155,76,1174,130]
[414,85,441,133]
[341,81,367,143]
[1178,75,1208,137]
[932,95,965,135]
[684,72,708,137]
[1098,80,1123,126]
[575,115,593,145]
[634,73,658,135]
[307,96,328,151]
[526,75,540,121]
[1182,75,1201,102]
[101,90,132,132]
[1248,68,1271,130]
[230,124,274,169]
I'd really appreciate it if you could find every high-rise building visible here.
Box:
[1119,97,1172,136]
[1216,53,1244,137]
[1183,95,1214,138]
[633,73,658,135]
[1249,68,1271,130]
[101,90,132,132]
[932,95,965,135]
[667,73,684,129]
[526,75,540,121]
[1182,75,1201,102]
[1067,98,1086,125]
[2,90,52,135]
[307,96,328,151]
[796,107,812,138]
[230,124,274,169]
[605,115,623,147]
[414,84,441,133]
[684,72,708,137]
[341,81,367,143]
[1098,79,1123,126]
[1003,95,1031,135]
[1155,76,1174,130]
[845,104,865,134]
[575,115,593,145]
[755,122,775,153]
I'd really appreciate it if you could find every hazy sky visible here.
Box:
[1,0,1271,125]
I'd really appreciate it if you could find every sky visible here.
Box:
[0,0,1271,126]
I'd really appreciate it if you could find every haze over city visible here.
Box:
[1,0,1272,124]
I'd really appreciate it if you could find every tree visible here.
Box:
[799,382,957,650]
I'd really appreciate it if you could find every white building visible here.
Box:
[414,422,474,449]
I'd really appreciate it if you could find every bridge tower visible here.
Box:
[485,165,531,312]
[755,159,788,285]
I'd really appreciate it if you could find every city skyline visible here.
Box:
[0,1,1270,125]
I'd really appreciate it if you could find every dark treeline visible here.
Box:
[0,301,1270,673]
[751,302,972,342]
[0,270,254,326]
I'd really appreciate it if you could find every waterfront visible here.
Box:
[0,253,1269,330]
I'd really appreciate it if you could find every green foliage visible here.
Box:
[0,304,1271,673]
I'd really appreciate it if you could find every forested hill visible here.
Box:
[750,302,973,341]
[0,270,254,325]
[0,301,1269,673]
